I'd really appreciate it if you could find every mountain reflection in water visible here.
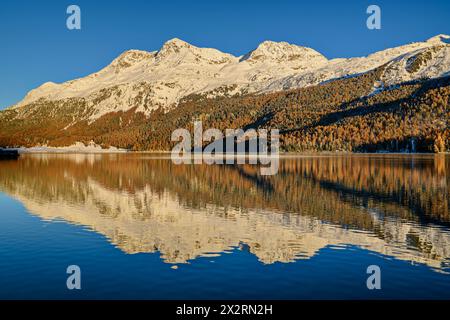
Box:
[0,154,449,271]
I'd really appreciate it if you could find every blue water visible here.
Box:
[0,154,449,299]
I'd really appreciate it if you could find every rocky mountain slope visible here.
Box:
[10,38,329,120]
[8,35,450,116]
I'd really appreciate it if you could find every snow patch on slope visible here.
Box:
[16,141,128,153]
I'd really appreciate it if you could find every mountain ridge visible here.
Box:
[8,34,450,118]
[0,35,449,153]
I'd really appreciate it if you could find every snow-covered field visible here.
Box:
[15,142,128,153]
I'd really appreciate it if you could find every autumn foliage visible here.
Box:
[0,71,448,153]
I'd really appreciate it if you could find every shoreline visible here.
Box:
[3,148,447,156]
[2,143,448,156]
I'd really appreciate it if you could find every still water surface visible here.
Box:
[0,154,449,299]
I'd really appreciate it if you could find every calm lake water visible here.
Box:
[0,153,449,299]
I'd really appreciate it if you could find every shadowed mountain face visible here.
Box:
[0,154,449,270]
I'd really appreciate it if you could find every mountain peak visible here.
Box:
[155,38,235,66]
[157,38,193,58]
[426,34,450,44]
[164,38,191,47]
[241,40,327,65]
[257,40,291,49]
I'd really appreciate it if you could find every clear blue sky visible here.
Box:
[0,0,449,109]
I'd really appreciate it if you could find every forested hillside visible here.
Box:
[0,70,448,153]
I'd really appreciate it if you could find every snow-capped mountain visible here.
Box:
[8,34,450,120]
